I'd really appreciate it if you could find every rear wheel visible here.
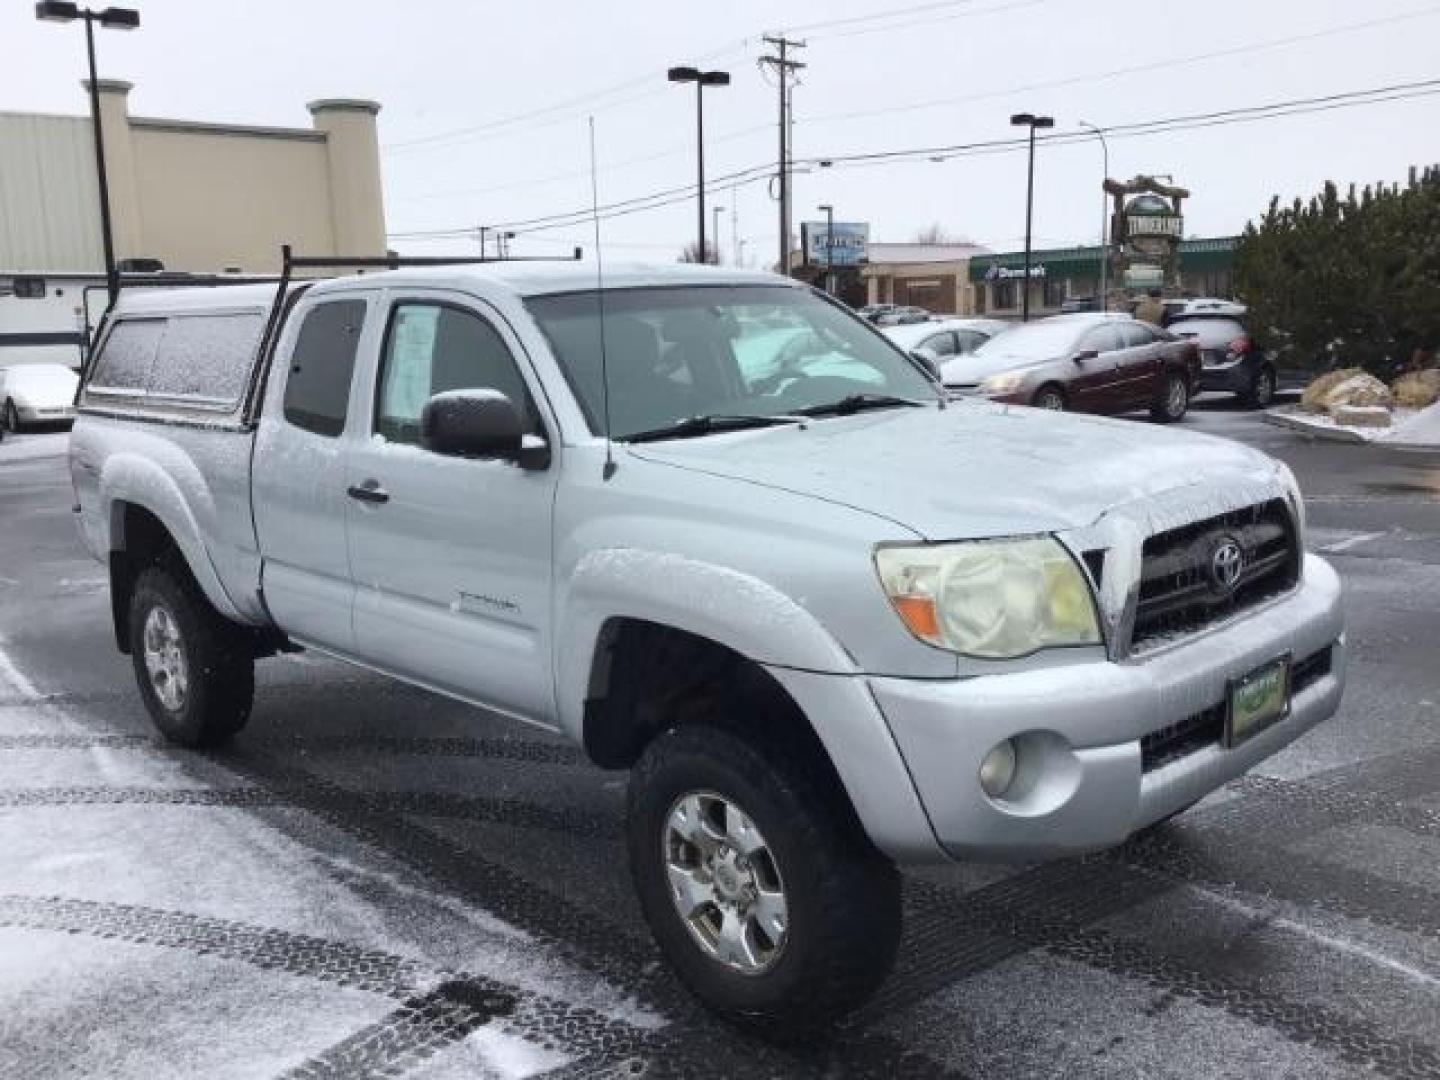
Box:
[128,561,254,747]
[1244,365,1276,409]
[1151,372,1189,423]
[1032,385,1066,411]
[628,721,901,1032]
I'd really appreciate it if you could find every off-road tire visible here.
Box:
[628,721,901,1034]
[128,560,254,747]
[1243,365,1277,409]
[1151,372,1189,423]
[1032,385,1066,411]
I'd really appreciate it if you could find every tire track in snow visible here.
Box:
[0,894,648,1076]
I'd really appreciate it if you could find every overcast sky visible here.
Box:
[4,0,1438,267]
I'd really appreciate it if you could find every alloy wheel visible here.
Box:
[141,605,189,711]
[1166,377,1188,418]
[663,791,789,975]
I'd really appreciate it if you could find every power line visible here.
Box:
[795,4,1440,128]
[384,4,1438,211]
[379,0,1068,160]
[386,78,1440,243]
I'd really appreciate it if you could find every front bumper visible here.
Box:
[869,553,1345,861]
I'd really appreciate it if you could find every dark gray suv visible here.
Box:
[1169,313,1277,408]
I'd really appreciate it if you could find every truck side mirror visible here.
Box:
[421,389,549,469]
[1073,349,1099,364]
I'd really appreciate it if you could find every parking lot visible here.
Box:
[2,399,1438,1080]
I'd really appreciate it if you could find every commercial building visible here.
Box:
[1,78,387,367]
[857,242,992,314]
[967,237,1239,317]
[855,235,1237,319]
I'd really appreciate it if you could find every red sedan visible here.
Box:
[945,313,1201,422]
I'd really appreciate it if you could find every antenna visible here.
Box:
[590,116,617,480]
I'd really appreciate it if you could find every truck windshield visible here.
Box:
[525,285,938,440]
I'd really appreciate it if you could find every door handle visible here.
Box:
[347,481,390,505]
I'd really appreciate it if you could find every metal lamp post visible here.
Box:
[35,2,141,305]
[711,206,724,265]
[817,203,835,294]
[668,65,730,265]
[1079,120,1109,311]
[1009,112,1053,322]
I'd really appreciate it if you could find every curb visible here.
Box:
[1262,408,1369,443]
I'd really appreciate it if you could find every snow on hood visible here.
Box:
[626,399,1280,540]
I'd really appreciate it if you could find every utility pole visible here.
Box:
[761,35,805,277]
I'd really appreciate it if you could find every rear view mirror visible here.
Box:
[422,390,549,469]
[1073,349,1099,363]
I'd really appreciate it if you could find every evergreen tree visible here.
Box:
[1235,166,1440,374]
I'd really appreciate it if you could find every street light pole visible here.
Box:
[817,203,834,294]
[1010,112,1053,322]
[711,206,724,264]
[36,2,141,305]
[1079,120,1109,311]
[668,66,730,264]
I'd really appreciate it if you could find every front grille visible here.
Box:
[1291,645,1333,694]
[1139,642,1334,772]
[1131,499,1299,652]
[1141,703,1225,772]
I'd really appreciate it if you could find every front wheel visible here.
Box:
[3,400,19,433]
[628,723,901,1032]
[1151,372,1189,423]
[128,561,255,747]
[1032,385,1066,411]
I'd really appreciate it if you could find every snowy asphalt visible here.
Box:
[1,399,1438,1079]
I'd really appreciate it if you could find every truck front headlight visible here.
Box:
[875,537,1102,658]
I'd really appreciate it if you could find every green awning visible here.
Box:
[969,236,1239,282]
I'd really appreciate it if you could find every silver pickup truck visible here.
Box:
[69,261,1345,1029]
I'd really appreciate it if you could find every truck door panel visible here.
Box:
[252,294,376,651]
[345,294,557,722]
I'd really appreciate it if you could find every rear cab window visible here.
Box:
[283,300,368,437]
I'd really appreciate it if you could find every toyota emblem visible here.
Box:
[1209,536,1245,594]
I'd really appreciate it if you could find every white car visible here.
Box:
[882,318,1010,384]
[1,363,80,431]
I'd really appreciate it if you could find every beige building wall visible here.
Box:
[0,80,385,274]
[130,120,337,272]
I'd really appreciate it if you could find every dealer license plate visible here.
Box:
[1225,656,1291,747]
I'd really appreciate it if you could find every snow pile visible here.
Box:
[1381,399,1440,448]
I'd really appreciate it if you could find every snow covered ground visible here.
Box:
[0,430,70,465]
[3,409,1439,1079]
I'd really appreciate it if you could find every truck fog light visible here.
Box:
[979,739,1018,798]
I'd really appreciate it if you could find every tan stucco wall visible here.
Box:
[1,81,385,275]
[861,260,972,314]
[129,124,336,271]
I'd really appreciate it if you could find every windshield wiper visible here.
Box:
[622,413,806,444]
[796,393,930,418]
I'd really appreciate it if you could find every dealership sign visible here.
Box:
[802,221,869,266]
[1126,214,1183,238]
